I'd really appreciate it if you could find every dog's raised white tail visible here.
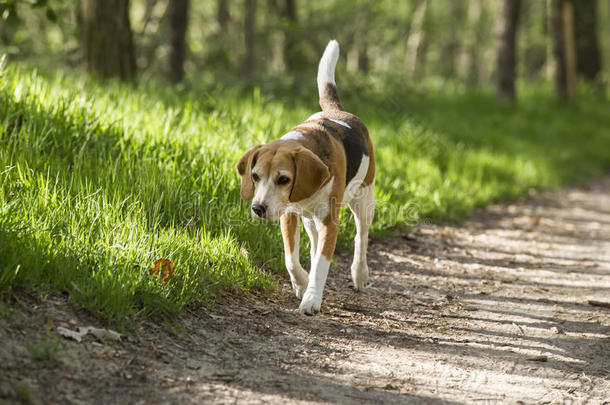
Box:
[317,40,339,92]
[317,40,343,111]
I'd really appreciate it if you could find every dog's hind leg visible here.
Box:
[302,217,318,265]
[280,213,308,298]
[347,183,375,291]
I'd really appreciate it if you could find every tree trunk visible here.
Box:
[573,0,602,84]
[243,0,256,74]
[140,0,159,35]
[562,0,578,97]
[217,0,230,31]
[80,0,136,81]
[358,40,369,73]
[210,0,231,69]
[404,0,428,77]
[521,1,548,79]
[551,0,578,99]
[495,0,521,100]
[281,0,299,71]
[544,0,555,80]
[461,0,485,84]
[442,1,465,79]
[346,4,369,74]
[167,0,189,83]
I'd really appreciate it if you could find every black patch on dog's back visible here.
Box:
[320,120,368,186]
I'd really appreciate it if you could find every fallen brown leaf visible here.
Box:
[150,258,176,285]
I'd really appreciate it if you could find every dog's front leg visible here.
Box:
[281,213,308,298]
[299,216,339,314]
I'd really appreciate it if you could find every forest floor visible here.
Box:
[1,177,610,404]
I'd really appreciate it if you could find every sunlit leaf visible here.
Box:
[149,258,176,285]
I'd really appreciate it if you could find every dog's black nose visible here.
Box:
[251,204,267,218]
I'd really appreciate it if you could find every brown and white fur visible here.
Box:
[236,40,375,314]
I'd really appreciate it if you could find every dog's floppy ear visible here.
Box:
[289,148,330,202]
[236,145,262,200]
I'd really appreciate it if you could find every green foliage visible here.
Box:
[1,65,609,324]
[3,0,610,86]
[0,65,277,325]
[0,299,15,319]
[11,380,32,404]
[25,334,62,361]
[1,0,74,69]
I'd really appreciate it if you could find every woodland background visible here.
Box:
[2,0,609,99]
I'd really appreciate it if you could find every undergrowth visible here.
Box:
[1,65,609,325]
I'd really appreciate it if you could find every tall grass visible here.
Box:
[1,65,609,324]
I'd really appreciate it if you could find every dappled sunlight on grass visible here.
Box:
[1,65,609,323]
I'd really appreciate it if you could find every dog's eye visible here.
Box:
[277,175,290,185]
[252,173,260,182]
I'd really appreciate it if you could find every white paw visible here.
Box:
[289,268,309,299]
[299,289,322,315]
[351,263,369,291]
[291,278,307,299]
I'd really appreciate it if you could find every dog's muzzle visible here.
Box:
[251,203,267,219]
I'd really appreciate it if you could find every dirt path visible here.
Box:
[2,178,610,404]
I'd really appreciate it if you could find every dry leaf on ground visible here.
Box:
[149,258,176,285]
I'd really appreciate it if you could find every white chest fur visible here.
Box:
[285,177,335,219]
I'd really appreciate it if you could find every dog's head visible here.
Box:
[236,141,330,220]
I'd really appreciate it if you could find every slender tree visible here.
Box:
[460,0,485,84]
[208,0,231,69]
[140,0,159,35]
[80,0,136,80]
[551,0,578,99]
[243,0,256,74]
[217,0,230,31]
[520,1,548,79]
[358,40,369,73]
[544,0,555,80]
[495,0,521,100]
[441,1,465,79]
[404,0,428,77]
[281,0,299,71]
[347,3,370,73]
[573,0,602,85]
[167,0,189,83]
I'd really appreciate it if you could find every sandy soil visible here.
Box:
[1,178,609,404]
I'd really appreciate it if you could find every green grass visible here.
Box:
[11,380,32,404]
[26,335,63,362]
[1,65,609,325]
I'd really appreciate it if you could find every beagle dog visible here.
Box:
[236,40,375,314]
